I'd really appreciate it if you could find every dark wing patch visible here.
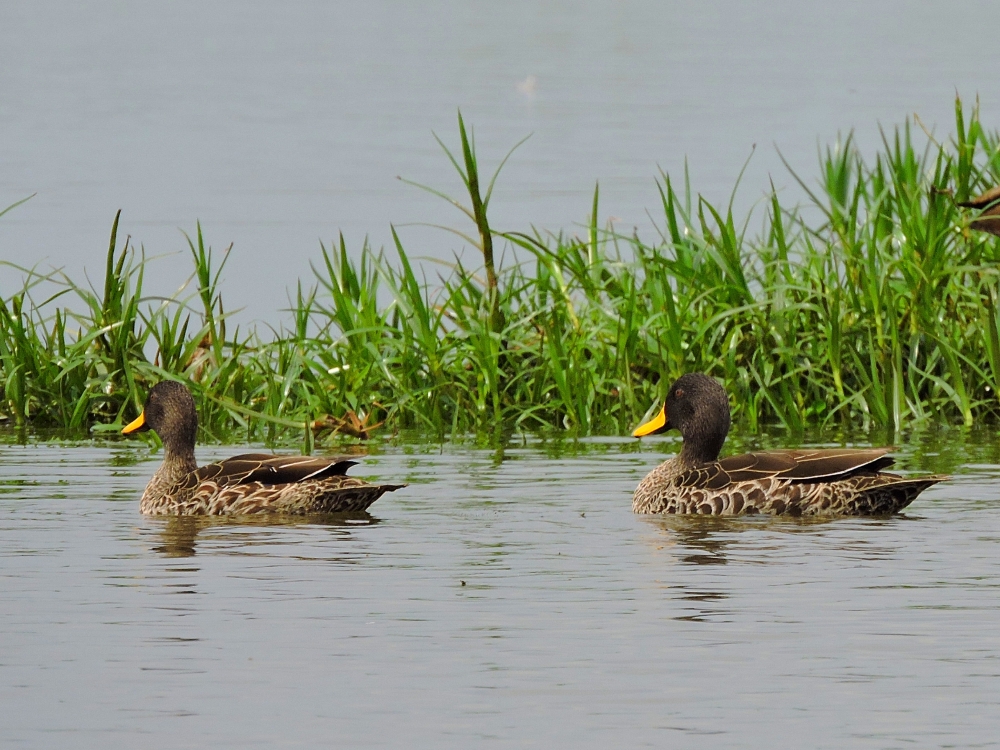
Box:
[243,455,358,484]
[970,203,1000,237]
[777,449,893,481]
[957,185,1000,209]
[187,454,358,490]
[719,448,894,483]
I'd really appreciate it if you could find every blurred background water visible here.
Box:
[3,0,1000,322]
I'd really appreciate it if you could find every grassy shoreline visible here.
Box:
[3,98,1000,445]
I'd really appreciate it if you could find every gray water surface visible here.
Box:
[1,433,997,748]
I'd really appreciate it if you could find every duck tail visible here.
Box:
[867,475,949,515]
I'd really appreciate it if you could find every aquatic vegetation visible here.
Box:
[3,97,1000,443]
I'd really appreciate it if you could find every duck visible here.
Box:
[631,373,947,516]
[122,381,404,516]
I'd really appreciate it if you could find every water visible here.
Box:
[2,432,998,748]
[4,1,1000,322]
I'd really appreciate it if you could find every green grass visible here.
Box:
[4,96,1000,445]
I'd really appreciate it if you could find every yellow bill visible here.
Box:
[122,411,147,435]
[632,404,668,437]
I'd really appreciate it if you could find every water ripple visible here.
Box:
[0,437,997,748]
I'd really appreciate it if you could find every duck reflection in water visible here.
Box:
[150,513,379,558]
[646,515,840,623]
[654,516,735,566]
[648,514,838,566]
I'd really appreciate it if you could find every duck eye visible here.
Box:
[675,388,684,398]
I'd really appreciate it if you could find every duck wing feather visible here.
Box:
[184,454,359,491]
[957,185,1000,209]
[970,203,1000,236]
[723,448,894,482]
[675,448,895,490]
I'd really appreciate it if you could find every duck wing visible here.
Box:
[957,185,1000,209]
[722,448,894,482]
[970,203,1000,236]
[186,454,359,490]
[677,448,896,490]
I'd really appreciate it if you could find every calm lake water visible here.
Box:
[4,1,1000,321]
[1,430,997,748]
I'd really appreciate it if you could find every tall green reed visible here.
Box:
[3,96,1000,443]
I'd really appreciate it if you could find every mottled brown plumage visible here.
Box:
[123,381,404,516]
[632,374,947,516]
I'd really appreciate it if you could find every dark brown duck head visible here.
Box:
[122,381,198,459]
[632,373,731,464]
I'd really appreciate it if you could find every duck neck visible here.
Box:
[677,421,727,467]
[158,443,198,484]
[678,443,714,467]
